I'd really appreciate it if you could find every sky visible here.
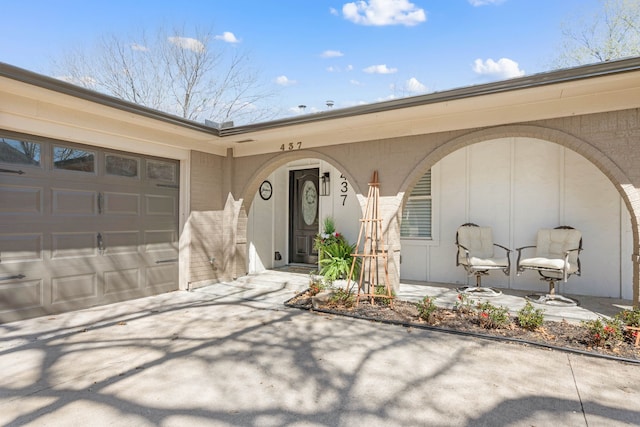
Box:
[1,0,604,122]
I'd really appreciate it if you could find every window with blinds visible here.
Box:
[401,170,432,239]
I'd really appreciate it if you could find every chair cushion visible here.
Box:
[535,228,581,265]
[461,256,509,268]
[457,226,495,264]
[519,256,578,274]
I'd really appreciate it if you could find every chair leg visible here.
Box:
[526,279,579,306]
[456,271,502,297]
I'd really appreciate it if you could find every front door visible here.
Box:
[289,168,319,264]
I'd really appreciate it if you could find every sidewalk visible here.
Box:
[1,270,639,426]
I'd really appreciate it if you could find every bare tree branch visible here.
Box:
[51,26,279,125]
[552,0,640,68]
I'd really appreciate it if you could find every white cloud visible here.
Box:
[168,36,205,53]
[346,64,354,71]
[342,0,426,26]
[321,50,344,58]
[214,31,240,43]
[363,64,398,74]
[350,79,364,86]
[468,0,506,5]
[404,77,427,93]
[472,58,525,79]
[275,75,297,86]
[329,7,339,16]
[130,43,148,51]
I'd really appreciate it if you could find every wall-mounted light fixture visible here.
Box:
[320,172,331,196]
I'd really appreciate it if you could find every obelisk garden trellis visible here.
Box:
[347,171,394,306]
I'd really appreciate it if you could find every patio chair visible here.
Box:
[516,226,583,306]
[455,223,511,296]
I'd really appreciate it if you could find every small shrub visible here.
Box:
[453,293,475,315]
[328,287,355,308]
[476,301,511,329]
[614,307,640,344]
[374,285,395,306]
[581,317,624,348]
[416,296,438,322]
[517,301,545,331]
[308,271,326,296]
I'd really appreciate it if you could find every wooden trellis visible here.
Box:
[347,171,394,306]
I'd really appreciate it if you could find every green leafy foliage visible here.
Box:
[374,285,395,306]
[517,301,545,331]
[581,317,624,348]
[416,296,438,322]
[328,286,355,308]
[318,241,360,282]
[476,301,511,329]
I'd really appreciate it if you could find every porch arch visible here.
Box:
[400,124,640,306]
[240,149,363,208]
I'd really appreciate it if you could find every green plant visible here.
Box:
[308,271,326,296]
[614,307,640,343]
[453,293,475,315]
[373,285,396,306]
[318,241,360,282]
[476,301,511,329]
[615,307,640,327]
[581,317,624,348]
[416,296,438,322]
[517,301,545,331]
[328,286,355,308]
[314,216,342,252]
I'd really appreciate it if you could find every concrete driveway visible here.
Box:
[1,271,639,426]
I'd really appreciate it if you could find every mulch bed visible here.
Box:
[286,289,640,363]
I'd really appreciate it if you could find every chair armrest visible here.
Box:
[563,247,583,278]
[494,243,511,253]
[455,243,470,267]
[494,243,511,273]
[515,245,536,273]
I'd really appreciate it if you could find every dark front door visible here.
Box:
[289,168,319,264]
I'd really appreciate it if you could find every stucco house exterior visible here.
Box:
[1,57,640,322]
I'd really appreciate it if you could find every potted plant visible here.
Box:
[314,216,361,284]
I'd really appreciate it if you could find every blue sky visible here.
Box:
[2,0,603,120]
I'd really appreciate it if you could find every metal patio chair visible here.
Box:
[455,223,511,296]
[516,226,583,306]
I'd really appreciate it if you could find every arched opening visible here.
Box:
[245,155,362,274]
[400,133,635,300]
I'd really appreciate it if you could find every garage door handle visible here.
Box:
[97,232,105,255]
[0,274,26,281]
[0,168,25,175]
[155,259,178,264]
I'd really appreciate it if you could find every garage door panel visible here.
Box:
[144,230,178,253]
[145,194,176,216]
[146,264,177,289]
[52,188,97,216]
[105,268,140,295]
[104,192,140,215]
[103,231,139,255]
[0,185,42,215]
[51,232,97,259]
[0,233,42,262]
[0,279,43,312]
[51,273,97,304]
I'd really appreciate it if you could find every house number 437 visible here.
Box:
[280,141,302,151]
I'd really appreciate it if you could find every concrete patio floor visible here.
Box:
[1,270,639,426]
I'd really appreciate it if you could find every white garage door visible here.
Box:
[0,133,179,322]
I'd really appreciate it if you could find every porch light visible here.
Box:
[320,172,331,196]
